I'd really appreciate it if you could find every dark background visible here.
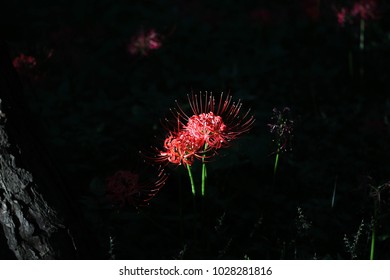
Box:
[2,0,390,259]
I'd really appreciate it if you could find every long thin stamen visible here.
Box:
[216,92,224,115]
[187,94,196,115]
[199,91,204,114]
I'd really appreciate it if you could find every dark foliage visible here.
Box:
[2,0,390,259]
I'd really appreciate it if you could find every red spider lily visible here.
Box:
[175,92,255,148]
[335,0,378,26]
[301,0,320,21]
[249,8,272,25]
[127,29,162,56]
[12,53,37,72]
[106,169,167,207]
[157,130,204,166]
[185,112,227,149]
[336,8,349,26]
[13,50,54,81]
[152,92,255,167]
[351,0,377,20]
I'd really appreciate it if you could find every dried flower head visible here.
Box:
[127,29,162,56]
[268,107,294,153]
[369,181,390,206]
[344,219,365,259]
[106,169,167,207]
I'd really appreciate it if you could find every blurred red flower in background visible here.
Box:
[127,29,162,56]
[336,8,349,26]
[249,8,272,25]
[12,53,37,72]
[301,0,320,21]
[106,169,167,207]
[335,0,378,26]
[351,0,377,19]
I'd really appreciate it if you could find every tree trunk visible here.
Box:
[0,41,98,259]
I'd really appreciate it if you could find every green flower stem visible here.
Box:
[359,18,365,52]
[186,163,197,241]
[370,225,375,260]
[186,164,196,196]
[370,204,377,260]
[201,162,207,196]
[274,151,279,176]
[273,141,282,176]
[359,18,365,77]
[200,143,208,248]
[201,143,208,197]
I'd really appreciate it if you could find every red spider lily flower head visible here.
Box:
[249,8,272,25]
[12,49,53,82]
[185,112,227,149]
[351,0,377,20]
[335,0,378,26]
[336,7,349,26]
[150,92,254,168]
[157,130,204,166]
[12,53,37,72]
[268,107,294,153]
[106,169,167,208]
[301,0,321,21]
[127,29,162,56]
[176,92,255,149]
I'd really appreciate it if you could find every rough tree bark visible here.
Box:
[0,41,99,259]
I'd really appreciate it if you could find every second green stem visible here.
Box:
[201,144,208,196]
[186,163,196,196]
